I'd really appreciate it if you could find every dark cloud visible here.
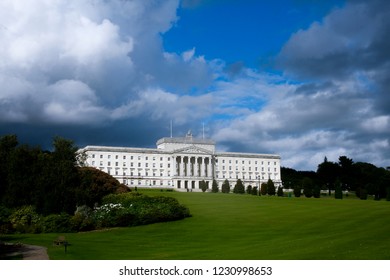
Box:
[278,0,390,80]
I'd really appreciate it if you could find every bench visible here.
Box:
[53,236,67,246]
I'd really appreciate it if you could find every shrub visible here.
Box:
[302,177,313,198]
[360,189,368,200]
[267,179,276,196]
[100,193,191,227]
[260,183,268,195]
[233,179,245,194]
[313,185,321,198]
[277,186,284,197]
[0,205,13,234]
[200,180,208,192]
[246,185,252,194]
[293,186,302,197]
[251,186,258,195]
[42,213,72,233]
[212,180,219,193]
[335,181,343,199]
[9,205,42,233]
[221,179,230,193]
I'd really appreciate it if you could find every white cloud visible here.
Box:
[0,0,213,125]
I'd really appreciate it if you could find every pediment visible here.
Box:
[174,145,213,155]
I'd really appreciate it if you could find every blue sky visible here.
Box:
[0,0,389,170]
[164,0,345,69]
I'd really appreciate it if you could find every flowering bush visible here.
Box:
[92,203,135,228]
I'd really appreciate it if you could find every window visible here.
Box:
[160,157,163,161]
[123,155,126,160]
[100,155,103,159]
[92,154,95,158]
[108,162,111,166]
[115,155,118,159]
[108,155,111,159]
[115,162,118,166]
[92,161,95,166]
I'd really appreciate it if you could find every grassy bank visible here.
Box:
[2,192,390,259]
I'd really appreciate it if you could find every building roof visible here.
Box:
[156,137,215,146]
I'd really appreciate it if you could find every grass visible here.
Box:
[2,192,390,260]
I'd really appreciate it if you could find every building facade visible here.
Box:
[79,133,281,191]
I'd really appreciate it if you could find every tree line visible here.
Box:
[281,156,390,200]
[0,134,129,216]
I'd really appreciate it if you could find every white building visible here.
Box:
[79,132,281,191]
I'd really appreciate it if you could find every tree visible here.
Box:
[277,186,284,197]
[260,183,268,196]
[317,157,341,195]
[251,186,258,195]
[267,179,276,196]
[334,179,343,199]
[233,179,245,194]
[246,185,252,194]
[211,180,219,193]
[200,180,208,192]
[0,135,18,204]
[302,177,313,198]
[313,185,321,198]
[294,185,301,197]
[221,179,230,193]
[77,167,129,207]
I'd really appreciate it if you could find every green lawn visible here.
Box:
[3,192,390,260]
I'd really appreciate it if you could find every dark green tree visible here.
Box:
[313,185,321,198]
[277,186,284,197]
[221,179,230,193]
[302,177,313,198]
[233,179,245,194]
[200,180,208,192]
[211,179,219,193]
[260,183,268,196]
[267,179,276,196]
[246,185,252,194]
[294,185,302,197]
[0,135,18,204]
[334,179,343,199]
[77,167,129,207]
[251,186,258,195]
[317,157,341,195]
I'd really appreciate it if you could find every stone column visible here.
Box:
[207,157,212,178]
[187,156,191,177]
[180,157,185,177]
